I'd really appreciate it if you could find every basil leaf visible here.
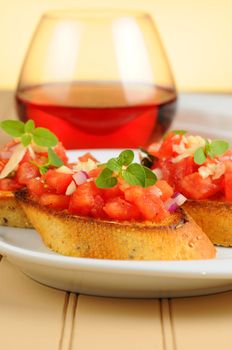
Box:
[143,166,157,187]
[96,168,118,188]
[32,128,58,147]
[48,148,64,167]
[107,158,121,172]
[122,163,145,187]
[25,120,35,133]
[1,120,25,137]
[39,165,49,175]
[117,150,134,166]
[163,129,187,139]
[21,134,32,147]
[194,147,206,165]
[172,130,187,135]
[207,140,229,158]
[205,140,211,154]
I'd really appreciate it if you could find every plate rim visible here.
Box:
[1,231,232,280]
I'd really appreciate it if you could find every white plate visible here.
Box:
[0,150,232,298]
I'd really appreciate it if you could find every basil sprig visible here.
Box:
[0,119,64,174]
[194,139,229,165]
[163,129,187,140]
[172,129,187,136]
[96,150,157,189]
[0,120,58,147]
[32,147,64,175]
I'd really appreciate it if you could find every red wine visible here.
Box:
[16,82,177,149]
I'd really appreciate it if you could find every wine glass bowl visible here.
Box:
[16,9,177,149]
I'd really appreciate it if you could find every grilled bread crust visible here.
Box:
[15,189,215,260]
[184,200,232,247]
[0,191,32,228]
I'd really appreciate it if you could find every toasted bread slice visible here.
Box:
[183,200,232,247]
[0,191,32,228]
[15,189,215,260]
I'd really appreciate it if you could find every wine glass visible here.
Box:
[16,9,177,149]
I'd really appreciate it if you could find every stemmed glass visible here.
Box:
[16,10,176,149]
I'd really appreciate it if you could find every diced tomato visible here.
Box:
[34,155,48,166]
[158,156,197,191]
[0,151,12,161]
[154,180,173,201]
[4,139,19,150]
[0,159,7,172]
[134,194,168,221]
[16,162,39,185]
[90,195,106,218]
[0,178,22,191]
[69,183,96,215]
[158,134,175,158]
[20,150,32,164]
[84,181,101,196]
[40,194,70,210]
[180,173,221,200]
[44,170,72,194]
[225,173,232,201]
[154,133,181,159]
[223,150,232,157]
[124,184,169,220]
[53,143,68,164]
[118,176,131,192]
[78,152,97,163]
[104,197,141,220]
[102,184,124,200]
[147,142,160,157]
[124,186,144,203]
[27,178,46,196]
[88,167,102,178]
[224,160,232,173]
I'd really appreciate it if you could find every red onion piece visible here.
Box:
[168,202,179,213]
[174,193,187,206]
[164,193,187,213]
[172,192,179,198]
[164,198,177,212]
[73,171,89,185]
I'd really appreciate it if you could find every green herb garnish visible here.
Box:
[194,147,206,165]
[194,139,229,165]
[0,119,58,147]
[0,119,64,174]
[172,130,187,135]
[32,147,64,175]
[96,150,157,189]
[96,168,118,188]
[163,129,187,140]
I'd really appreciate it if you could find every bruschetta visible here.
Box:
[0,190,31,227]
[15,150,215,260]
[145,130,232,246]
[0,119,68,228]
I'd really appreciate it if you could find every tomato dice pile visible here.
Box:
[0,142,68,191]
[148,132,232,201]
[27,165,174,222]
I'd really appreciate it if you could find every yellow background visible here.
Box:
[1,0,232,92]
